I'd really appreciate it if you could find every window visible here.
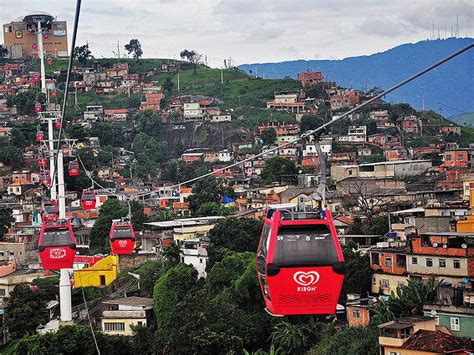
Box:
[371,252,379,265]
[396,254,406,268]
[352,309,360,319]
[104,322,125,332]
[435,316,439,325]
[450,317,460,331]
[137,321,143,327]
[439,259,446,268]
[0,288,5,296]
[381,279,390,288]
[412,257,418,265]
[389,352,399,355]
[453,260,461,269]
[99,275,106,286]
[426,258,433,267]
[385,257,392,267]
[273,224,339,267]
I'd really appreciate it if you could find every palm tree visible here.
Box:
[271,322,313,355]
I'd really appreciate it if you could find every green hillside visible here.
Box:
[449,112,474,127]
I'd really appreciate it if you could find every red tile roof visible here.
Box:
[335,216,354,225]
[401,330,474,353]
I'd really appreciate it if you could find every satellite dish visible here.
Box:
[442,244,448,248]
[461,244,467,249]
[430,310,437,316]
[433,243,438,247]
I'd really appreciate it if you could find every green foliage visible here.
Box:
[6,89,46,116]
[32,276,59,302]
[340,243,373,303]
[300,115,324,133]
[98,145,117,165]
[261,128,277,145]
[0,146,23,168]
[348,215,389,235]
[271,322,314,355]
[136,260,162,297]
[162,242,181,267]
[15,325,133,354]
[0,207,14,240]
[260,156,298,184]
[313,326,379,355]
[73,44,92,65]
[9,122,37,149]
[187,176,234,215]
[125,39,143,60]
[5,283,49,339]
[90,123,130,147]
[153,264,199,345]
[370,277,439,326]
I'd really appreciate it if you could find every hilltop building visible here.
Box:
[3,13,68,58]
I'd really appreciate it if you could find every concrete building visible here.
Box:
[331,160,432,182]
[101,297,154,336]
[180,238,208,278]
[3,13,68,58]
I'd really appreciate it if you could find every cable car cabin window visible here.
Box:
[273,225,338,267]
[113,227,133,239]
[82,193,95,200]
[42,229,73,247]
[257,224,271,275]
[44,205,58,214]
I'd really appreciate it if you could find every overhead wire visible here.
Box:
[131,42,474,199]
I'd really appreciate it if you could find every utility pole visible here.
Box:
[117,40,120,59]
[221,68,223,84]
[177,72,180,92]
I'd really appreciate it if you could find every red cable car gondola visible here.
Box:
[34,103,42,113]
[81,190,96,210]
[68,160,80,176]
[42,201,59,223]
[256,209,345,316]
[36,131,44,142]
[37,156,47,167]
[109,221,136,255]
[54,121,62,128]
[39,171,51,185]
[38,220,76,270]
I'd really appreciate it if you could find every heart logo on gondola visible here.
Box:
[49,248,66,259]
[293,271,320,286]
[118,240,128,247]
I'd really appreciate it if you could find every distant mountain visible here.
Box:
[239,38,474,118]
[449,112,474,127]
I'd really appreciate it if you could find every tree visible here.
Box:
[163,78,174,97]
[0,146,22,168]
[0,45,8,58]
[98,145,117,166]
[153,263,199,337]
[260,156,298,184]
[260,128,277,145]
[5,283,49,339]
[6,89,46,116]
[15,325,133,354]
[73,44,92,65]
[179,49,202,74]
[125,39,143,60]
[340,180,388,219]
[340,243,372,303]
[136,260,162,297]
[207,217,262,268]
[314,325,379,355]
[187,176,234,216]
[271,322,314,354]
[300,115,324,133]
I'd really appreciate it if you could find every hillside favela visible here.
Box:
[0,2,473,354]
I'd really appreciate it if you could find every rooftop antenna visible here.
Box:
[456,16,460,37]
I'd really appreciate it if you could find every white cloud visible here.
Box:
[0,0,472,66]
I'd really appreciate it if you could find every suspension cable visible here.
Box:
[132,42,473,198]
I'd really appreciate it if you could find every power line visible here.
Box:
[133,42,474,198]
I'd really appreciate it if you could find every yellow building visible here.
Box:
[73,255,119,288]
[456,188,474,232]
[101,296,154,336]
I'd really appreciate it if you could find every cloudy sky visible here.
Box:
[1,0,472,67]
